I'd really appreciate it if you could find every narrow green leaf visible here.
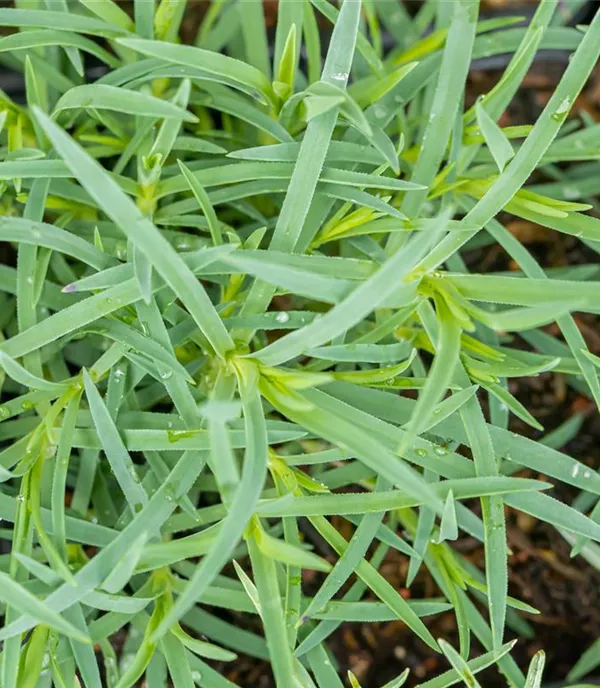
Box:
[33,107,234,359]
[415,640,517,688]
[101,532,147,594]
[438,490,459,543]
[237,0,363,338]
[567,638,600,683]
[0,571,89,643]
[0,7,129,35]
[247,530,296,688]
[83,369,149,513]
[0,29,119,67]
[0,351,69,393]
[255,526,332,572]
[151,362,268,638]
[475,100,515,172]
[238,0,270,78]
[117,37,275,103]
[524,651,546,688]
[54,84,197,121]
[178,161,222,246]
[257,477,549,517]
[438,639,482,688]
[275,23,297,96]
[79,0,133,30]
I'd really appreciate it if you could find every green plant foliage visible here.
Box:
[0,1,599,686]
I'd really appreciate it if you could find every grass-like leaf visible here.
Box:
[33,107,234,359]
[0,1,598,685]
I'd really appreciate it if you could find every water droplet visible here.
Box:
[91,516,98,524]
[0,406,9,420]
[114,366,126,379]
[129,466,140,483]
[191,671,202,683]
[44,444,57,460]
[32,230,41,240]
[374,106,386,119]
[563,186,579,200]
[115,241,127,260]
[415,448,428,458]
[164,484,176,502]
[434,446,448,456]
[583,470,592,479]
[120,653,136,672]
[21,400,35,411]
[26,276,34,285]
[551,96,572,122]
[572,464,580,479]
[394,94,403,103]
[167,429,195,443]
[275,311,289,324]
[160,370,173,380]
[433,407,442,415]
[16,495,25,502]
[385,378,395,386]
[332,71,348,82]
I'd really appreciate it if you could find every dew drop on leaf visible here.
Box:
[551,96,572,122]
